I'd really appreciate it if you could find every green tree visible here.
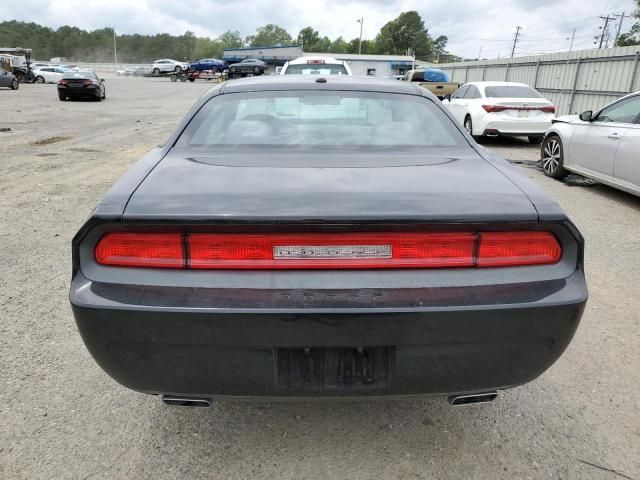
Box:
[616,0,640,46]
[329,36,349,53]
[375,11,434,60]
[297,27,319,49]
[246,24,292,47]
[217,30,244,49]
[193,37,224,60]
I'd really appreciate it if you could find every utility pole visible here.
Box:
[567,28,576,52]
[113,27,118,65]
[614,12,632,46]
[598,15,615,49]
[510,26,521,58]
[357,18,364,55]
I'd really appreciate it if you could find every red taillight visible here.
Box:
[482,105,509,113]
[483,105,556,114]
[477,232,561,267]
[188,233,477,269]
[94,231,561,269]
[83,79,94,86]
[58,79,68,85]
[95,233,184,268]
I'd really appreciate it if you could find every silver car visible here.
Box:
[0,67,19,89]
[541,92,640,196]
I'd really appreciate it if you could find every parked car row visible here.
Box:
[441,80,639,197]
[149,58,267,76]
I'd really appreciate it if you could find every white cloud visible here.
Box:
[1,0,636,58]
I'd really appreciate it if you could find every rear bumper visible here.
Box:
[480,119,551,136]
[58,86,100,98]
[71,270,586,398]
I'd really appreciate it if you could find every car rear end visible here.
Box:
[58,76,101,100]
[70,79,586,402]
[477,84,556,137]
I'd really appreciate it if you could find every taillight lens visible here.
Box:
[95,233,184,268]
[477,232,561,267]
[83,79,94,86]
[58,79,68,85]
[188,233,476,269]
[483,105,556,114]
[94,231,561,269]
[482,105,508,113]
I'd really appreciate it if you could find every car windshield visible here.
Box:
[484,85,542,98]
[175,91,465,149]
[284,63,347,75]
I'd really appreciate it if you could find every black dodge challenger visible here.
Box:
[70,76,587,406]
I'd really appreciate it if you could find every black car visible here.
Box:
[0,67,19,90]
[70,76,587,406]
[58,71,106,101]
[228,58,267,77]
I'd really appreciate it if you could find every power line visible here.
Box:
[598,15,615,48]
[511,26,522,58]
[614,12,632,46]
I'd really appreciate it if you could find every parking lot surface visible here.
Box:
[1,78,639,480]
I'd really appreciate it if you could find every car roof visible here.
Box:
[218,74,427,96]
[466,81,530,87]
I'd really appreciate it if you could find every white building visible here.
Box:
[223,45,416,78]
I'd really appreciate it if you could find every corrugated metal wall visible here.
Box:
[437,46,640,114]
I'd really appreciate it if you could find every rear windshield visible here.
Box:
[62,72,97,80]
[284,63,347,75]
[484,86,542,98]
[175,91,466,148]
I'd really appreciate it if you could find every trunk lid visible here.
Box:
[123,148,538,223]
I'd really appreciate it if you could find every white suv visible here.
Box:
[280,56,352,75]
[151,59,190,74]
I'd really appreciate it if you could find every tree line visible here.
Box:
[0,11,457,63]
[616,0,640,46]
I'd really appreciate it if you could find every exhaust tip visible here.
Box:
[448,391,498,406]
[162,395,211,408]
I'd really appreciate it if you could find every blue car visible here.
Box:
[189,58,228,73]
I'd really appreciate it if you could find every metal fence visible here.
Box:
[436,46,640,115]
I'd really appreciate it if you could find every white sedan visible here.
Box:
[33,66,70,84]
[443,81,556,144]
[541,92,640,197]
[151,59,189,74]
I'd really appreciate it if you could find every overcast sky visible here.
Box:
[1,0,636,58]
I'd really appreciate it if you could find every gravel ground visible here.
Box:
[1,77,639,480]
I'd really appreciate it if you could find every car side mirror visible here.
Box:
[101,78,105,82]
[443,94,451,102]
[579,110,593,122]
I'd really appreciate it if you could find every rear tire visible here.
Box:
[464,116,482,141]
[35,75,45,84]
[153,68,160,75]
[541,135,567,178]
[529,135,544,144]
[59,95,66,101]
